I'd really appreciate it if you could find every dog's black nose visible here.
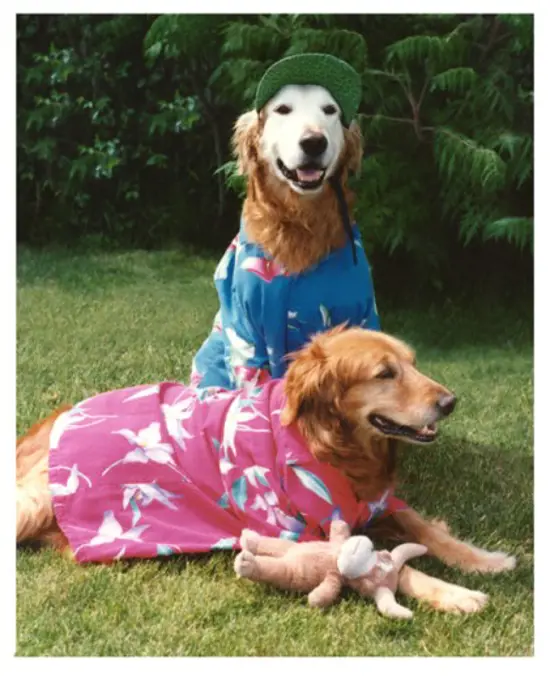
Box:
[437,393,457,417]
[300,133,328,158]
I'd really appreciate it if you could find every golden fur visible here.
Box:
[16,407,71,552]
[16,328,514,612]
[280,327,421,501]
[233,110,363,274]
[280,328,516,576]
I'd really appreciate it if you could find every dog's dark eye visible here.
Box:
[274,104,292,115]
[323,104,338,115]
[376,367,395,380]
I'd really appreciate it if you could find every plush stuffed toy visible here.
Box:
[234,520,427,619]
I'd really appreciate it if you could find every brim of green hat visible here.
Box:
[255,53,362,126]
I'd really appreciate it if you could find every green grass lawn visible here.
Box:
[16,246,533,656]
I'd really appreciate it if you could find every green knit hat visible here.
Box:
[255,53,362,127]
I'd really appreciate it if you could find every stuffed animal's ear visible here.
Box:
[390,543,428,571]
[232,110,260,176]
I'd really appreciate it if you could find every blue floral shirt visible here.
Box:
[191,220,380,390]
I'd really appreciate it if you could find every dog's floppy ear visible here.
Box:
[281,339,330,426]
[281,325,348,426]
[232,110,260,176]
[343,120,364,176]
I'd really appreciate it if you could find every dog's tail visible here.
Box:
[16,407,70,543]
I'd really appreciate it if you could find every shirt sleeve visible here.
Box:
[281,458,367,541]
[221,263,272,389]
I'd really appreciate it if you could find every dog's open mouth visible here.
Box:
[368,414,438,443]
[277,159,326,190]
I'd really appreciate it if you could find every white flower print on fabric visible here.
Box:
[73,510,150,557]
[250,490,306,537]
[319,304,332,328]
[225,326,256,372]
[211,537,237,550]
[221,393,270,458]
[214,238,237,281]
[102,422,179,476]
[122,482,183,528]
[49,464,92,497]
[161,392,195,450]
[195,387,234,404]
[122,483,181,512]
[122,385,160,402]
[49,406,117,450]
[251,493,278,525]
[219,459,236,475]
[243,465,270,488]
[287,310,309,335]
[366,489,390,520]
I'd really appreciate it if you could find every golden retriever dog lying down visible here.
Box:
[17,327,515,614]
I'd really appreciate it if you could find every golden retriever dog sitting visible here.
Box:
[17,327,515,614]
[191,54,379,391]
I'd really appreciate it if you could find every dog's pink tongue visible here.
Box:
[296,168,323,182]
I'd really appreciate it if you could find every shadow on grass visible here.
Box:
[16,246,218,293]
[396,435,533,539]
[382,303,533,354]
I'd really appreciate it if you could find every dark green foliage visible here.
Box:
[17,14,533,288]
[17,14,237,248]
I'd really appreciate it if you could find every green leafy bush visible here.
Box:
[17,14,532,290]
[210,14,533,271]
[17,15,235,248]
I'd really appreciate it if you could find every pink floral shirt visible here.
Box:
[49,380,405,563]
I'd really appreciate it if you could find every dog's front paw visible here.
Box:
[234,550,259,579]
[431,584,489,615]
[240,529,261,554]
[462,547,517,574]
[430,518,450,533]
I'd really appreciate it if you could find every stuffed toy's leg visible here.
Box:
[328,520,351,544]
[240,529,295,557]
[373,586,413,620]
[307,570,343,608]
[235,552,342,606]
[235,551,296,591]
